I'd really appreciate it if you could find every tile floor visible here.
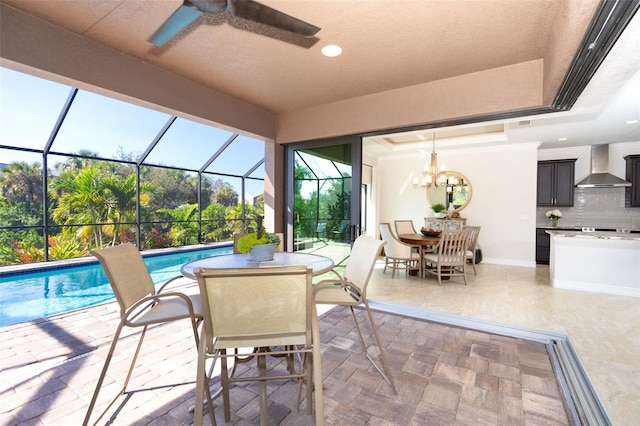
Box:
[0,259,638,425]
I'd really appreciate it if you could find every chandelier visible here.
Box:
[413,133,446,188]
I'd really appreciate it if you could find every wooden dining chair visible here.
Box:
[423,229,470,285]
[394,219,417,235]
[193,265,323,426]
[464,225,481,274]
[84,243,203,426]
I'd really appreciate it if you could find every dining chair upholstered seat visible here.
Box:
[394,219,421,254]
[193,265,323,426]
[314,236,397,393]
[423,229,471,286]
[379,222,421,278]
[84,243,203,426]
[394,219,417,235]
[464,225,481,274]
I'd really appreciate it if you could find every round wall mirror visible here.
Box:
[426,171,472,214]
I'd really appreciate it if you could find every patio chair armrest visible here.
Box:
[328,268,342,279]
[314,278,345,292]
[157,275,198,293]
[125,291,199,322]
[314,278,363,299]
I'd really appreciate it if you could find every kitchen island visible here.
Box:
[547,230,640,297]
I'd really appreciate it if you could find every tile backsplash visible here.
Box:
[537,187,640,230]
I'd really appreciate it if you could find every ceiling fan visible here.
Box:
[149,0,321,47]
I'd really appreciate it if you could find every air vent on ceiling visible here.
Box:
[518,120,531,126]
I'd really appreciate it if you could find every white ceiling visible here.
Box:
[1,0,638,156]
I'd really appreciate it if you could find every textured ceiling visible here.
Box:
[1,0,570,114]
[1,0,638,154]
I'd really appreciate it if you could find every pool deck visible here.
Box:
[1,281,571,425]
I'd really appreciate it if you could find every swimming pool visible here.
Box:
[0,245,232,327]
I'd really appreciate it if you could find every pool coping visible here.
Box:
[0,242,231,277]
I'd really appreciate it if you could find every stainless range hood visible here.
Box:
[575,145,631,188]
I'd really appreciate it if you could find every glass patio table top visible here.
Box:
[181,252,335,279]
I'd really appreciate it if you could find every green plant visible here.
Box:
[236,215,280,254]
[236,231,280,254]
[431,203,446,213]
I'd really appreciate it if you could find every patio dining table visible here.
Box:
[180,251,335,279]
[181,251,334,415]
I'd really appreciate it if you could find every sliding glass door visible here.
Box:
[285,136,362,268]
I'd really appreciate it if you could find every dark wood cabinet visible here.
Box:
[536,228,550,264]
[624,155,640,207]
[537,159,576,206]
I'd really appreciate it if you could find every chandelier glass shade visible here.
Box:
[413,134,446,188]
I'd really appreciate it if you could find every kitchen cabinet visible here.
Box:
[536,228,550,264]
[624,155,640,207]
[537,159,576,206]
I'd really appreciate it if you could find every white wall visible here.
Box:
[374,142,540,267]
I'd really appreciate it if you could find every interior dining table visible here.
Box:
[398,233,441,278]
[397,233,440,247]
[180,251,335,279]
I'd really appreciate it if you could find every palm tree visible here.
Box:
[0,161,43,215]
[53,150,100,172]
[51,165,110,247]
[102,174,152,246]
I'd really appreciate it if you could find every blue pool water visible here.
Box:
[0,246,232,327]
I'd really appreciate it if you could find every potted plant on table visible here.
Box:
[237,216,281,262]
[431,203,447,218]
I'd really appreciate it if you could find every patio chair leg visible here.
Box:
[83,323,147,426]
[311,306,324,424]
[194,336,217,426]
[258,352,269,426]
[221,350,232,423]
[348,305,397,394]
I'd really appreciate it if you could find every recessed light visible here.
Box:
[558,137,568,141]
[321,45,342,57]
[625,119,639,124]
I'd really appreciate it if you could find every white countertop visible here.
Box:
[545,230,640,241]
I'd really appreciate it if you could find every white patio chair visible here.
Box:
[84,243,203,426]
[193,265,323,426]
[314,235,397,393]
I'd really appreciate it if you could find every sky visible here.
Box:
[0,66,265,199]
